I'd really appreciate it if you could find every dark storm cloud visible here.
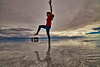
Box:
[86,27,100,35]
[0,28,33,37]
[0,30,21,35]
[0,28,33,32]
[0,0,87,32]
[0,0,47,27]
[93,27,100,30]
[9,28,33,31]
[52,0,100,31]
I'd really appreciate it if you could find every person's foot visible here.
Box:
[34,32,38,36]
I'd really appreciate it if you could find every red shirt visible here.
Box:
[46,15,52,26]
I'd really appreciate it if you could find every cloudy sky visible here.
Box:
[0,0,100,38]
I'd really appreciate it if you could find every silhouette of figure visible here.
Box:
[31,37,33,42]
[34,43,54,67]
[34,0,54,44]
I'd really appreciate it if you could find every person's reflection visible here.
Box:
[31,37,33,42]
[34,43,53,67]
[31,37,39,42]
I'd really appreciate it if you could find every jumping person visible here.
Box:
[34,0,54,44]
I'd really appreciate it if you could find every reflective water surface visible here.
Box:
[0,38,100,67]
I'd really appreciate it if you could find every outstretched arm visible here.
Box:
[49,0,52,15]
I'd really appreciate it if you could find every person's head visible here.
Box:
[47,12,51,17]
[47,12,54,20]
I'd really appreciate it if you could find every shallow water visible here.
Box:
[0,38,100,67]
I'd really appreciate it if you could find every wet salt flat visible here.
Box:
[0,38,100,67]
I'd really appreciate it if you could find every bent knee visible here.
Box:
[39,25,42,27]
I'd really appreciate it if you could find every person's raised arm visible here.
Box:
[49,0,52,15]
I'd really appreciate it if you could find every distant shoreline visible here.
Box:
[82,40,100,42]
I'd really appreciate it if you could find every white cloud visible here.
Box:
[51,22,100,37]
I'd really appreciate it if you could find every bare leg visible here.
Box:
[34,32,38,36]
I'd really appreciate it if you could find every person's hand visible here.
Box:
[48,0,52,5]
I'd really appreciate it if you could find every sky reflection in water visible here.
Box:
[0,38,100,67]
